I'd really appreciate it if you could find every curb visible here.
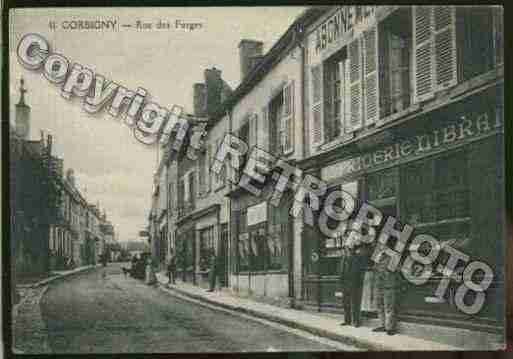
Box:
[12,265,101,354]
[30,265,100,288]
[158,281,379,351]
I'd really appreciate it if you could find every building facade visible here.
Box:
[298,5,504,330]
[151,5,504,333]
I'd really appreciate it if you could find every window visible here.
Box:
[270,81,295,155]
[380,8,412,118]
[268,204,285,271]
[457,6,496,82]
[199,227,215,271]
[237,122,250,179]
[319,181,359,276]
[168,182,173,215]
[269,92,283,154]
[323,53,346,141]
[412,6,458,103]
[402,151,469,226]
[188,171,195,207]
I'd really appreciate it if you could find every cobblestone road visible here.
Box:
[39,263,347,353]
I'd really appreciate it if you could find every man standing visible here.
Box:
[372,246,398,336]
[167,250,177,286]
[339,231,370,328]
[206,251,219,292]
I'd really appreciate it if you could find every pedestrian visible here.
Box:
[167,250,177,286]
[339,230,370,328]
[145,258,157,286]
[372,245,398,336]
[206,250,220,292]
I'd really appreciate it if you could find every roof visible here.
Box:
[207,6,330,126]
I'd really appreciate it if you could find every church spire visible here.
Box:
[17,77,27,106]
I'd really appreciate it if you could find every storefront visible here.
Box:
[300,86,505,330]
[176,223,196,284]
[229,183,294,301]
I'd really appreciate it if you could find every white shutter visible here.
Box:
[310,64,323,147]
[433,6,457,91]
[283,80,294,154]
[207,143,212,192]
[183,174,189,203]
[363,26,380,126]
[253,113,259,150]
[198,153,205,194]
[247,114,258,151]
[413,6,435,103]
[338,60,347,134]
[261,105,269,151]
[346,37,363,133]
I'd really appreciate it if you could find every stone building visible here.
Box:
[152,5,505,333]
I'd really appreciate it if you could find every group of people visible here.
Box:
[165,249,223,292]
[339,230,398,336]
[128,253,156,285]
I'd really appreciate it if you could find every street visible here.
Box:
[39,263,348,353]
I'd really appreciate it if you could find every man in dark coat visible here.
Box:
[167,250,177,286]
[339,231,371,328]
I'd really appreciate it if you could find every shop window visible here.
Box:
[379,8,412,118]
[268,203,286,271]
[323,51,346,142]
[402,151,469,227]
[319,181,359,277]
[367,167,398,205]
[199,227,215,271]
[457,6,496,82]
[237,210,249,272]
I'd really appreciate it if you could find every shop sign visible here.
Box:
[247,201,267,226]
[322,109,502,182]
[314,6,376,55]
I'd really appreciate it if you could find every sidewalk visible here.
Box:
[17,264,99,289]
[12,264,100,353]
[156,272,504,351]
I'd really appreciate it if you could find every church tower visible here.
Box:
[15,77,31,140]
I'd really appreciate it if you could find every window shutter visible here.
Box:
[253,113,259,150]
[413,6,435,103]
[346,37,363,133]
[261,105,269,151]
[248,115,255,150]
[363,26,380,126]
[433,6,457,91]
[198,153,206,194]
[310,64,323,147]
[282,80,294,154]
[206,144,212,192]
[183,176,189,203]
[338,60,346,134]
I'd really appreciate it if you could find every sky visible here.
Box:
[9,7,305,242]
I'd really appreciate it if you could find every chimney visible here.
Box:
[238,39,264,82]
[204,67,223,116]
[15,77,31,140]
[193,83,206,117]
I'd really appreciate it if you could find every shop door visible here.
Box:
[219,224,229,287]
[365,168,399,314]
